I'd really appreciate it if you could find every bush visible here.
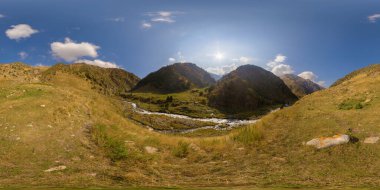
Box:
[233,125,264,145]
[338,99,364,110]
[172,141,190,158]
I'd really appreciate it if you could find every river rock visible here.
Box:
[306,134,350,149]
[364,137,379,144]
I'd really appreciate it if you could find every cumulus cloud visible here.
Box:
[266,54,294,76]
[298,71,325,87]
[298,71,317,81]
[5,24,39,40]
[271,64,294,76]
[368,14,380,23]
[50,38,99,62]
[75,59,118,68]
[18,51,28,60]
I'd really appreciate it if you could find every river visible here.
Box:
[127,102,279,134]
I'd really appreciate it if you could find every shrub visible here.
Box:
[338,99,364,110]
[172,141,190,158]
[233,125,264,145]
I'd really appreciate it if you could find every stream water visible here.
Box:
[127,102,279,134]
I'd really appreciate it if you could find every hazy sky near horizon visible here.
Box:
[1,0,380,86]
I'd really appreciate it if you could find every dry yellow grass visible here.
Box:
[0,63,380,189]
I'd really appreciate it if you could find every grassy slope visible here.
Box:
[1,63,380,188]
[236,64,380,186]
[126,89,225,118]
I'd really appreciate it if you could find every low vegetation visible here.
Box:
[233,123,264,145]
[1,62,380,189]
[91,124,128,161]
[126,89,225,118]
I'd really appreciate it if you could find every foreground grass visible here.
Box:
[1,63,380,188]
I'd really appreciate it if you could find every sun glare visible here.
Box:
[214,52,224,60]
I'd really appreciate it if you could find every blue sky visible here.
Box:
[1,0,380,86]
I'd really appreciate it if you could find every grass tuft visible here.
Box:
[233,124,264,145]
[91,124,128,161]
[172,141,190,158]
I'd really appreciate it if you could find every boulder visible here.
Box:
[306,134,350,149]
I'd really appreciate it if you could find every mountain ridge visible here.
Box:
[132,62,215,93]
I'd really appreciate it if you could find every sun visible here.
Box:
[214,52,224,60]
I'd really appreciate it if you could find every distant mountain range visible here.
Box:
[280,74,324,98]
[208,64,298,114]
[132,62,215,93]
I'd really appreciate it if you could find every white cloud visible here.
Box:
[107,17,125,22]
[0,14,5,18]
[168,57,176,62]
[18,51,28,60]
[368,14,380,23]
[141,21,152,29]
[75,59,119,68]
[317,81,326,87]
[50,38,99,62]
[298,71,325,87]
[157,11,172,17]
[266,54,294,76]
[5,24,39,40]
[143,11,182,29]
[271,64,294,76]
[274,54,286,62]
[151,17,175,23]
[298,71,317,81]
[206,63,239,76]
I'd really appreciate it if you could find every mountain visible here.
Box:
[41,63,140,96]
[280,74,324,98]
[209,72,223,80]
[132,62,215,93]
[208,64,298,114]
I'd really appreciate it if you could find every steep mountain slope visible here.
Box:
[280,74,324,98]
[237,63,380,186]
[133,63,215,93]
[41,63,140,96]
[208,64,298,114]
